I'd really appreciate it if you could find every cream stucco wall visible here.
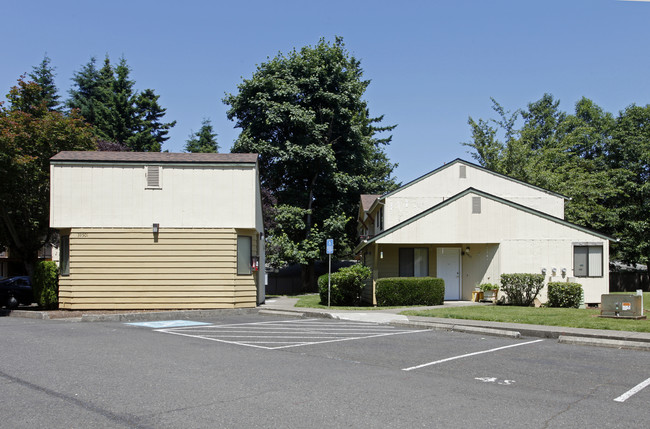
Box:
[51,164,259,229]
[368,191,609,303]
[379,161,565,230]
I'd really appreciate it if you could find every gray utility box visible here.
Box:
[600,294,645,319]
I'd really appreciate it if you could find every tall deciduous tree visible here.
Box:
[463,95,649,269]
[68,56,175,151]
[185,118,219,153]
[224,37,397,289]
[0,78,97,275]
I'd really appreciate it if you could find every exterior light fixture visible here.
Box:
[541,268,547,275]
[153,223,159,234]
[552,267,557,276]
[465,246,470,254]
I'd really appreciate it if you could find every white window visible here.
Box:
[145,166,162,189]
[574,245,603,277]
[237,236,252,275]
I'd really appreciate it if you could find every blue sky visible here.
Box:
[2,0,649,184]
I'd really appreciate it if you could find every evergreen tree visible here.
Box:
[185,118,219,153]
[67,56,175,151]
[28,55,60,111]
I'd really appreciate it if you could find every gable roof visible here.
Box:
[379,158,569,200]
[355,187,613,253]
[360,194,380,212]
[51,151,258,165]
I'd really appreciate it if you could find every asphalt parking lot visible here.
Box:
[1,314,649,428]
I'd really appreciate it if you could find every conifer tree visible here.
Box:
[185,118,219,153]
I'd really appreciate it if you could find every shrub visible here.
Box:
[500,273,544,306]
[376,277,445,306]
[318,264,372,306]
[32,261,59,309]
[547,282,582,308]
[479,283,499,292]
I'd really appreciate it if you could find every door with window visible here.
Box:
[437,248,461,300]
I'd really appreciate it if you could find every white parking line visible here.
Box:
[402,339,544,371]
[614,377,650,403]
[156,318,428,350]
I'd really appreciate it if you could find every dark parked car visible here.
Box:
[0,276,34,308]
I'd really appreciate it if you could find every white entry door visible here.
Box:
[437,248,461,301]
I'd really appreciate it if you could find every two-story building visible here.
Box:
[356,159,612,306]
[50,151,265,310]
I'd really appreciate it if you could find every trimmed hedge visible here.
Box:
[547,282,582,308]
[318,264,371,306]
[33,261,59,309]
[500,273,544,306]
[376,277,445,306]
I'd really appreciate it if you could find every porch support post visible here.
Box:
[373,242,379,306]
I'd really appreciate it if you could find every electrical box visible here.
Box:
[600,294,646,319]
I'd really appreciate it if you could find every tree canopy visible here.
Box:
[0,78,97,274]
[185,118,219,153]
[464,94,650,270]
[224,37,397,288]
[67,56,176,151]
[28,55,60,111]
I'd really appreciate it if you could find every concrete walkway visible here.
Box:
[260,295,650,351]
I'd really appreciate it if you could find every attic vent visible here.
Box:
[472,196,481,214]
[146,166,161,188]
[459,165,466,178]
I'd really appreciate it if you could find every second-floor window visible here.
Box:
[376,207,384,231]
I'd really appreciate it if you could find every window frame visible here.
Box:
[60,235,70,276]
[398,247,429,277]
[573,244,603,278]
[237,235,253,276]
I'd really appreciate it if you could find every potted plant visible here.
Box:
[479,283,499,302]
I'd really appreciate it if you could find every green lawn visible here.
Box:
[402,292,650,332]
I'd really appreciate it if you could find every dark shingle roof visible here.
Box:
[360,194,380,212]
[51,151,258,164]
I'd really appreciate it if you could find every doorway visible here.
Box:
[437,248,461,300]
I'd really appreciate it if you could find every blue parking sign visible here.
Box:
[326,239,334,254]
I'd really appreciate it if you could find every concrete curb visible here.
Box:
[258,309,305,318]
[3,309,50,319]
[80,308,259,322]
[559,335,650,351]
[392,320,521,338]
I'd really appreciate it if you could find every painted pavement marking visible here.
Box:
[614,377,650,403]
[156,318,429,350]
[402,339,544,371]
[126,320,212,329]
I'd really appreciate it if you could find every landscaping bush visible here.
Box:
[479,283,499,292]
[500,273,544,306]
[547,282,582,308]
[318,264,371,306]
[376,277,445,306]
[32,260,59,309]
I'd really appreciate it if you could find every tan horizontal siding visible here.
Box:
[60,303,237,310]
[59,228,258,310]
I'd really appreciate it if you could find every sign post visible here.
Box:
[326,239,334,308]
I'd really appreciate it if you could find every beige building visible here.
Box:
[50,151,265,310]
[356,159,612,305]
